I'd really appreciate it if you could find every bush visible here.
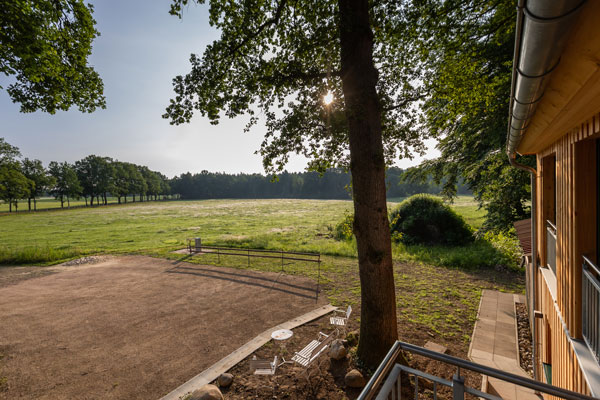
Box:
[334,212,354,241]
[482,229,523,270]
[390,195,473,246]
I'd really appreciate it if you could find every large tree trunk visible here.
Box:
[339,0,400,368]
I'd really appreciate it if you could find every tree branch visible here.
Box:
[383,94,426,112]
[226,0,288,57]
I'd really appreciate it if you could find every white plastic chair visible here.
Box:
[330,305,352,331]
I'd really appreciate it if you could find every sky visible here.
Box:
[0,0,439,178]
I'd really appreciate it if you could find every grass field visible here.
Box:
[0,195,163,213]
[0,196,522,356]
[0,196,487,265]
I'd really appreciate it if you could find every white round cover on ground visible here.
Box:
[271,329,293,340]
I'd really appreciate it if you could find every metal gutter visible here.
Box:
[506,0,586,162]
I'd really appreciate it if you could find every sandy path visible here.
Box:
[0,256,325,399]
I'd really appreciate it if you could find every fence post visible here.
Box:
[281,250,284,272]
[247,249,250,267]
[452,367,465,400]
[317,255,321,301]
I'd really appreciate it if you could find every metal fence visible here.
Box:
[547,220,557,275]
[358,341,596,400]
[186,239,322,299]
[583,255,600,364]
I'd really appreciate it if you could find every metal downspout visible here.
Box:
[506,0,586,382]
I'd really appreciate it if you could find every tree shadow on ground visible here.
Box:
[166,265,319,301]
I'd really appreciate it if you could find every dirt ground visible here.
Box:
[0,256,326,400]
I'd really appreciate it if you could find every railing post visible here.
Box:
[452,367,465,400]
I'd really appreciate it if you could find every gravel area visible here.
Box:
[0,255,325,399]
[516,302,533,377]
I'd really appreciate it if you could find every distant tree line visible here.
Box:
[170,168,470,200]
[1,137,470,212]
[0,138,171,212]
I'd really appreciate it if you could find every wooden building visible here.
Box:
[508,0,600,397]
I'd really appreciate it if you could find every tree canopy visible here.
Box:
[0,0,105,113]
[164,1,427,173]
[402,0,531,231]
[164,0,436,366]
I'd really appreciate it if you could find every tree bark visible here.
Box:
[338,0,401,368]
[34,198,37,211]
[28,198,31,211]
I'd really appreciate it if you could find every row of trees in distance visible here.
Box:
[0,138,170,212]
[1,137,470,212]
[170,168,470,200]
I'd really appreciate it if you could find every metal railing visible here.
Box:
[547,220,557,275]
[358,341,596,400]
[583,255,600,364]
[186,239,322,299]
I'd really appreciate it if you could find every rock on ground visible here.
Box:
[189,384,223,400]
[328,339,347,360]
[345,369,366,388]
[217,373,233,387]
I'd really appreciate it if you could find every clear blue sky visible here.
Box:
[0,0,438,178]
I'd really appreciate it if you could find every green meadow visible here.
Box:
[0,195,147,213]
[0,196,509,271]
[0,196,524,344]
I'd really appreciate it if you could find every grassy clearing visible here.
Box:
[0,197,522,352]
[0,199,355,264]
[0,195,158,213]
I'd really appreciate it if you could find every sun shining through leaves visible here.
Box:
[323,90,334,106]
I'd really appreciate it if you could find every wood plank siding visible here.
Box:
[538,271,591,397]
[534,112,600,396]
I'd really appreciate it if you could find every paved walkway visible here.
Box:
[468,289,540,399]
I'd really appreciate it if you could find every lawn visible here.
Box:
[0,195,154,213]
[0,197,522,398]
[0,197,519,342]
[0,197,488,265]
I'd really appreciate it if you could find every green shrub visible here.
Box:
[482,229,523,270]
[334,212,354,241]
[390,195,473,246]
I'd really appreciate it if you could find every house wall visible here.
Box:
[537,270,591,397]
[533,112,600,395]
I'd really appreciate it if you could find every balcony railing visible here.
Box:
[583,255,600,364]
[358,341,596,400]
[547,220,557,275]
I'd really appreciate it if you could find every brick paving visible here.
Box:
[469,289,540,399]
